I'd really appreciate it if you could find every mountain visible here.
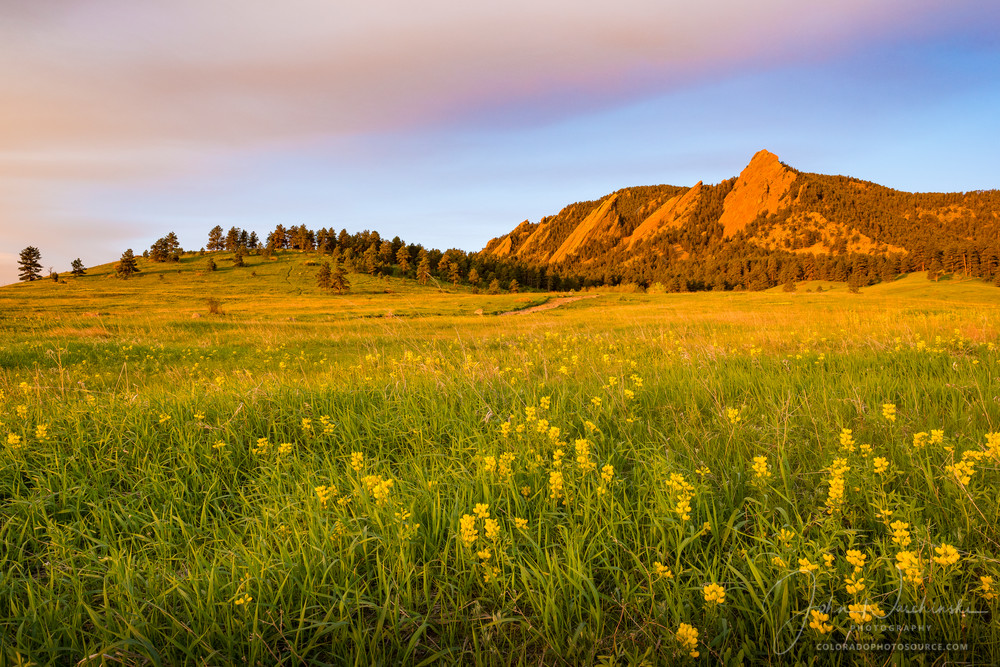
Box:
[480,150,1000,290]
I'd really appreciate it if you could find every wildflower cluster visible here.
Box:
[361,474,394,506]
[752,455,771,482]
[665,473,696,522]
[676,623,700,658]
[823,458,850,513]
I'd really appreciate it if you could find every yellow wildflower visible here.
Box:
[845,549,867,571]
[895,551,922,585]
[845,575,865,595]
[459,514,478,546]
[676,623,699,658]
[882,404,896,422]
[549,470,564,500]
[702,582,725,605]
[809,610,833,634]
[752,456,770,480]
[484,518,500,541]
[514,517,528,530]
[473,503,490,519]
[979,576,996,601]
[839,428,855,452]
[653,561,674,579]
[315,485,337,507]
[848,602,883,624]
[890,520,911,547]
[873,457,889,474]
[944,459,974,486]
[932,544,960,567]
[574,439,595,473]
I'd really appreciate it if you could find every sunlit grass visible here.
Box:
[1,255,999,664]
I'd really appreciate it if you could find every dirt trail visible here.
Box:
[499,294,600,316]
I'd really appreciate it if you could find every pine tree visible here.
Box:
[396,246,411,274]
[363,244,379,275]
[206,257,217,272]
[509,279,519,293]
[487,279,501,294]
[17,246,43,281]
[70,258,86,276]
[417,256,431,285]
[467,267,480,288]
[225,227,241,251]
[115,249,140,279]
[330,261,350,294]
[847,272,861,293]
[448,262,462,286]
[207,225,225,251]
[782,278,796,292]
[149,232,181,262]
[233,245,246,267]
[379,240,394,265]
[317,262,332,290]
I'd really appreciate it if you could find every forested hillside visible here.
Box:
[481,150,1000,291]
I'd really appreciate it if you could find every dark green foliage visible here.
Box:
[396,246,411,274]
[207,225,225,251]
[70,258,86,276]
[416,256,431,285]
[149,232,181,262]
[115,249,140,279]
[330,260,350,294]
[17,246,43,281]
[316,262,332,290]
[206,257,217,272]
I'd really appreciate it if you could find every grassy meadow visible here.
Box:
[1,252,999,665]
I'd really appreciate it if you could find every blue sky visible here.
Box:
[1,0,998,284]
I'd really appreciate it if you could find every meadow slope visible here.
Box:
[1,252,999,665]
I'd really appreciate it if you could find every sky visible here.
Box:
[2,0,999,285]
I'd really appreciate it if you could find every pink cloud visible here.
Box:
[0,0,971,157]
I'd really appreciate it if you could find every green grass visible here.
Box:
[1,252,999,665]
